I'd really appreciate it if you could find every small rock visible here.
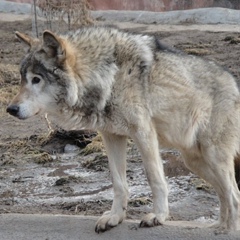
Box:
[64,144,80,153]
[55,178,69,186]
[223,36,234,41]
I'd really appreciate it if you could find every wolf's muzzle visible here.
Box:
[6,105,19,117]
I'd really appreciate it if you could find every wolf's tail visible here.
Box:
[235,154,240,189]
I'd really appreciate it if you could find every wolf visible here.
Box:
[7,26,240,233]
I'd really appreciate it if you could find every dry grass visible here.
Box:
[190,178,213,192]
[0,85,19,108]
[177,42,212,56]
[81,134,104,155]
[31,152,53,164]
[0,135,53,165]
[82,153,108,171]
[36,0,94,32]
[184,48,211,56]
[223,36,240,44]
[0,63,19,112]
[129,197,152,207]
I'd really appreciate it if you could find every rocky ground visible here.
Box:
[0,13,240,226]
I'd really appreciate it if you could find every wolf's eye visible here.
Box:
[32,77,41,84]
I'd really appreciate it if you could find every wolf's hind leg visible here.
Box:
[132,123,169,227]
[95,133,128,233]
[183,147,240,232]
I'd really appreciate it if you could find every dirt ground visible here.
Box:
[0,15,240,225]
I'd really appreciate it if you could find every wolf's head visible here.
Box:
[6,31,78,120]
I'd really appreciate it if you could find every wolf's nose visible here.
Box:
[6,105,19,117]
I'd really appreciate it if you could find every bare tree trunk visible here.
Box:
[68,11,71,30]
[33,0,39,37]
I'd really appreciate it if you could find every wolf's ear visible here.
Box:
[43,30,66,62]
[15,31,33,52]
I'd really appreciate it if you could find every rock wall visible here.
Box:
[89,0,213,11]
[89,0,240,11]
[6,0,240,11]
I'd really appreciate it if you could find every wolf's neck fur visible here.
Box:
[54,27,155,131]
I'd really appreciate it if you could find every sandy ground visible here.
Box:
[0,10,240,238]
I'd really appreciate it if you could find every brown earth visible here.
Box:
[0,16,240,226]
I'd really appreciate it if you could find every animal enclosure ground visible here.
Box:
[0,16,240,225]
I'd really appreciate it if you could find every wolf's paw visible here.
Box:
[208,221,230,234]
[139,213,165,228]
[95,211,125,233]
[208,221,223,229]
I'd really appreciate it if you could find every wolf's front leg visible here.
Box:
[95,132,128,233]
[132,123,169,227]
